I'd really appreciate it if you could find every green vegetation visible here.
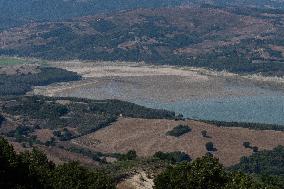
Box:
[231,146,284,176]
[0,137,115,189]
[166,125,192,137]
[0,114,4,126]
[1,96,176,138]
[2,6,284,76]
[230,146,284,188]
[200,120,284,131]
[0,0,189,30]
[201,130,209,138]
[153,151,191,163]
[0,67,81,96]
[0,57,30,65]
[243,141,251,148]
[154,155,277,189]
[113,150,138,161]
[206,142,216,152]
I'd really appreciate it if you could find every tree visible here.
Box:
[52,162,115,189]
[0,137,116,188]
[206,142,216,151]
[201,130,208,137]
[243,142,251,148]
[154,156,229,189]
[154,155,270,189]
[118,150,137,161]
[252,146,258,153]
[153,151,191,163]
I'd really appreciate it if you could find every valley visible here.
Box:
[1,1,284,188]
[32,61,284,124]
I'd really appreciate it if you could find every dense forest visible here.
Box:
[1,0,283,29]
[0,0,188,30]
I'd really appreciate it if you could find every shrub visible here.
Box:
[205,142,216,151]
[166,125,192,137]
[243,142,251,148]
[201,130,207,137]
[118,150,137,161]
[252,146,259,153]
[153,151,191,163]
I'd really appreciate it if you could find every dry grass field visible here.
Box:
[73,118,284,166]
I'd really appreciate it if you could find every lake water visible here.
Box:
[135,95,284,125]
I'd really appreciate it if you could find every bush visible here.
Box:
[252,146,259,153]
[166,125,192,137]
[153,151,191,163]
[201,130,208,137]
[243,142,251,148]
[117,150,137,161]
[205,142,216,152]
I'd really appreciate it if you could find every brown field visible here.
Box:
[32,129,54,143]
[73,118,284,166]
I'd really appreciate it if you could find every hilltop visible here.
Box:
[1,6,284,75]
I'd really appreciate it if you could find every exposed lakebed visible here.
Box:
[33,62,284,125]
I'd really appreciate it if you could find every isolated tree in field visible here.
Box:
[243,142,251,148]
[206,142,216,151]
[201,130,208,137]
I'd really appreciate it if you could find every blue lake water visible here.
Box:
[135,95,284,125]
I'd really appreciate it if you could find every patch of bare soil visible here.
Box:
[0,64,40,75]
[32,129,53,143]
[117,171,154,189]
[73,118,284,167]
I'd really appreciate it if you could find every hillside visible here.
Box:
[1,1,284,30]
[0,0,190,30]
[1,6,284,75]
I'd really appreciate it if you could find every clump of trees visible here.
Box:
[242,141,259,152]
[202,120,284,131]
[0,137,115,189]
[154,155,274,189]
[166,125,192,137]
[231,145,284,176]
[153,151,191,163]
[112,150,138,161]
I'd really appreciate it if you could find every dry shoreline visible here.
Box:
[30,61,284,102]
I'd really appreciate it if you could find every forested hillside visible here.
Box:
[1,6,284,75]
[0,0,189,30]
